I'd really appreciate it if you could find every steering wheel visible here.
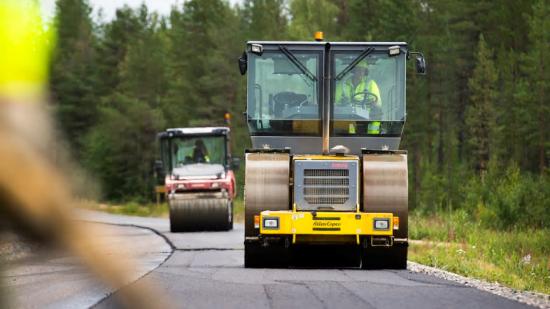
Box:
[352,90,378,107]
[273,91,308,118]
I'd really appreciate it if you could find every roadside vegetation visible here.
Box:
[86,202,169,217]
[87,197,245,221]
[410,212,549,295]
[409,165,549,294]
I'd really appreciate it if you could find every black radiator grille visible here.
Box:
[304,169,349,177]
[303,168,351,205]
[303,187,349,196]
[303,178,349,186]
[304,196,348,205]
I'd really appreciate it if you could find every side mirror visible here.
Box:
[409,51,426,75]
[231,157,241,170]
[416,56,426,74]
[154,160,164,177]
[238,51,247,75]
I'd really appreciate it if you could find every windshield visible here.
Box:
[332,51,406,136]
[247,50,322,135]
[165,136,226,171]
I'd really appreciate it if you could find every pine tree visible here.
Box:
[165,0,242,126]
[50,0,97,155]
[117,6,169,106]
[466,34,498,176]
[95,5,146,98]
[520,0,549,173]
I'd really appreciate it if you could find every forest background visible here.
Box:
[50,0,548,231]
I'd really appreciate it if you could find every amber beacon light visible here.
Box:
[314,31,324,41]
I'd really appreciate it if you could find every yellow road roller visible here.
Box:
[238,34,426,268]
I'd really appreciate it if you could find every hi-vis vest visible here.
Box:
[335,79,382,134]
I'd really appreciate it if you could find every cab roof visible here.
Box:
[247,41,407,46]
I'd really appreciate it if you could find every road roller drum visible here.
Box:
[361,151,408,269]
[169,196,232,232]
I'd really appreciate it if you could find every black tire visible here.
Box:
[361,245,408,270]
[244,242,290,268]
[169,198,231,232]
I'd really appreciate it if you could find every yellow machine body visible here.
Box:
[255,154,398,245]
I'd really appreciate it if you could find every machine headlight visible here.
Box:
[263,217,279,229]
[388,45,401,56]
[251,43,263,55]
[374,218,390,230]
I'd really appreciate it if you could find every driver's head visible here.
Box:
[353,61,369,77]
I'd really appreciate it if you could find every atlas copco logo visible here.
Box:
[331,162,348,169]
[313,221,341,228]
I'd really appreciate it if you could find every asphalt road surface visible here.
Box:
[3,211,540,309]
[84,211,537,309]
[2,221,171,309]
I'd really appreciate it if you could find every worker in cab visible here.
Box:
[193,139,210,163]
[335,61,382,134]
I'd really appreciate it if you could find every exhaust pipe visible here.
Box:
[322,42,331,155]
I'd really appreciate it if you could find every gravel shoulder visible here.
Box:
[0,232,39,263]
[408,261,549,309]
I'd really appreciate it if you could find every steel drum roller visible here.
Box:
[362,153,408,239]
[244,152,290,237]
[169,197,231,232]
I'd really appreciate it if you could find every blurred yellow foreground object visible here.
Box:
[0,1,170,308]
[0,0,54,100]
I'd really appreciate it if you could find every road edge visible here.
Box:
[83,220,176,308]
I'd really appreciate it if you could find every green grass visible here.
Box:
[409,210,550,294]
[233,197,244,223]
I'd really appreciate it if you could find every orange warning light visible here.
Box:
[254,215,260,229]
[393,216,399,230]
[314,31,324,41]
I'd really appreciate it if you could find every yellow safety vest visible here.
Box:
[335,79,382,134]
[335,79,382,106]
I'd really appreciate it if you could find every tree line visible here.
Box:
[50,0,548,229]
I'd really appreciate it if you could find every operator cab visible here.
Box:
[240,41,424,155]
[157,127,234,181]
